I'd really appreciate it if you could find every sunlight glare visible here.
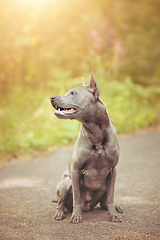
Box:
[16,0,54,7]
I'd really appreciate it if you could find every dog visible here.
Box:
[50,72,122,223]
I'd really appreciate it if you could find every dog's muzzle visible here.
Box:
[50,96,57,105]
[50,96,78,118]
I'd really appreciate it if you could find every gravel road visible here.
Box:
[0,129,160,240]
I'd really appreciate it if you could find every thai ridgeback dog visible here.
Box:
[50,72,122,223]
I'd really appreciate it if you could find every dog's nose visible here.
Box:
[50,96,56,102]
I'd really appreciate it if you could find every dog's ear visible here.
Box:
[88,72,99,99]
[81,77,85,87]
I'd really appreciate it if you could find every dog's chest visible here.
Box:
[80,148,113,190]
[85,147,114,169]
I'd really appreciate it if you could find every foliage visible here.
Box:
[0,0,160,160]
[0,0,160,91]
[0,73,160,160]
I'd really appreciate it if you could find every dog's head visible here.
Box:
[50,72,102,121]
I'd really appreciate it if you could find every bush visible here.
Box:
[0,73,159,161]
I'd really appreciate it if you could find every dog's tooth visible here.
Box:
[58,108,60,112]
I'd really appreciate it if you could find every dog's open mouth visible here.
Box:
[53,105,77,115]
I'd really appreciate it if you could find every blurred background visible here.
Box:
[0,0,160,161]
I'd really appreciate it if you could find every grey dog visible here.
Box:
[50,72,122,223]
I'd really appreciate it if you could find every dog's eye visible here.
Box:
[71,92,76,95]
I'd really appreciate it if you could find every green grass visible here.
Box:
[0,73,160,161]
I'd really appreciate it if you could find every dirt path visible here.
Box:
[0,129,160,240]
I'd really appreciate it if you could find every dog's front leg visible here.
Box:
[106,167,122,222]
[69,169,82,223]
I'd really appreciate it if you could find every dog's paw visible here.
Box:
[109,212,122,222]
[115,205,123,213]
[107,203,122,222]
[69,205,82,223]
[69,212,82,223]
[54,209,65,221]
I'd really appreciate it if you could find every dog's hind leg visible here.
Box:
[115,205,123,213]
[54,176,72,221]
[55,196,66,220]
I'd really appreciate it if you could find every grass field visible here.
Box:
[0,73,160,161]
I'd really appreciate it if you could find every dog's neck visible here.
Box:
[81,102,110,151]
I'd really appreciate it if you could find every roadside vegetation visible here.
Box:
[1,72,160,161]
[0,0,160,161]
